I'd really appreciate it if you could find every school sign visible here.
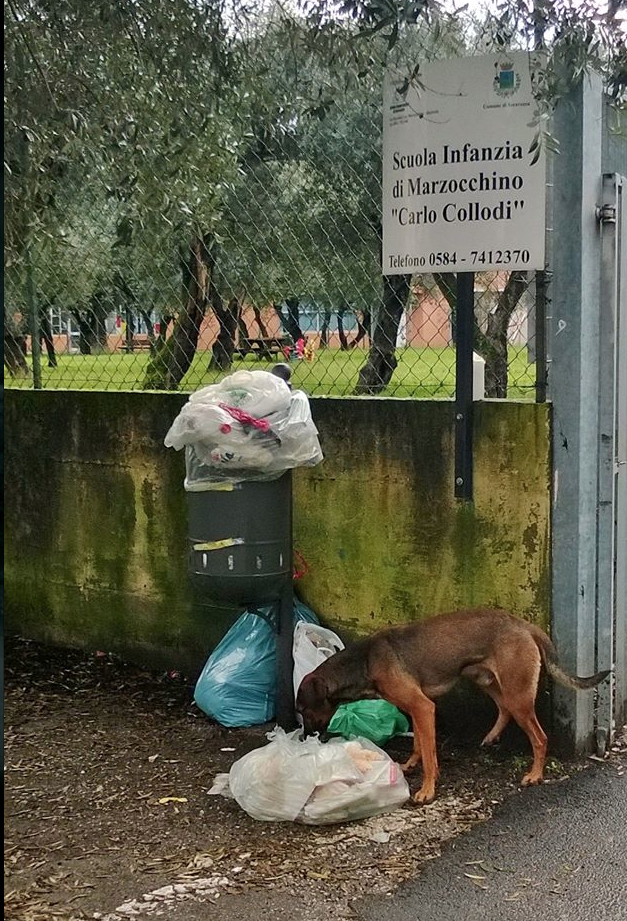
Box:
[382,53,546,274]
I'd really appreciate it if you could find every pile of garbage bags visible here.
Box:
[194,599,411,826]
[209,728,410,825]
[194,603,319,728]
[164,369,323,488]
[195,612,409,744]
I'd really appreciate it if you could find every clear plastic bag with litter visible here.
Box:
[209,728,410,825]
[164,370,323,488]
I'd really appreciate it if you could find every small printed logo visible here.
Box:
[493,61,521,97]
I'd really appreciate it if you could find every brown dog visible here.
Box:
[296,609,610,805]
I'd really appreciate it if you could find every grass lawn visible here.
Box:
[4,345,537,399]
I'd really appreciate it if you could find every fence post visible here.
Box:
[549,74,604,752]
[454,273,474,501]
[24,232,42,390]
[21,128,43,390]
[16,40,43,390]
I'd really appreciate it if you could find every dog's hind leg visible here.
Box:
[482,689,511,746]
[400,735,421,773]
[461,663,511,746]
[508,703,548,785]
[498,642,547,785]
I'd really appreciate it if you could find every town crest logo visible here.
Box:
[493,61,521,97]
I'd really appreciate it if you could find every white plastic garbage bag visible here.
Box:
[164,369,323,487]
[165,370,291,450]
[210,728,410,825]
[292,622,344,700]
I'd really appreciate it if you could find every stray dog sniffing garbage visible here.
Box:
[296,608,610,805]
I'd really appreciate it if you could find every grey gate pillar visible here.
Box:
[549,74,604,752]
[550,77,627,753]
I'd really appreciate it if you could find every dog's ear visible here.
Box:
[297,674,328,708]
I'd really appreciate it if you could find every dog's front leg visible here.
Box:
[409,696,438,805]
[371,668,439,803]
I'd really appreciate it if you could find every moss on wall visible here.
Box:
[293,398,550,637]
[4,391,550,675]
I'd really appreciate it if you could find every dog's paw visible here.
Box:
[521,772,543,786]
[481,733,501,747]
[412,787,436,806]
[400,757,421,774]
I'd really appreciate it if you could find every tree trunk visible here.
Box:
[156,314,174,350]
[88,291,109,354]
[125,305,135,351]
[39,309,57,367]
[209,296,238,371]
[252,305,268,338]
[4,332,30,377]
[236,302,251,351]
[433,271,527,398]
[338,305,370,351]
[139,309,157,354]
[319,306,332,348]
[143,233,212,390]
[355,275,411,394]
[71,310,93,355]
[353,309,371,348]
[483,272,528,397]
[337,302,350,351]
[274,297,303,342]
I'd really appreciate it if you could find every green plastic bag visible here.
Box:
[327,700,409,746]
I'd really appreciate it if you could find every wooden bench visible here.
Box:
[118,338,153,353]
[235,337,291,360]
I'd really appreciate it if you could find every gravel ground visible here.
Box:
[4,635,588,921]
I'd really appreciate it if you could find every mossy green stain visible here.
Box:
[5,390,551,670]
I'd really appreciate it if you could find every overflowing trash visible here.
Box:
[164,369,323,488]
[209,727,410,825]
[194,602,319,727]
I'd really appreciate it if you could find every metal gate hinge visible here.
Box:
[595,203,617,224]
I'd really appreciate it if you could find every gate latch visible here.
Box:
[595,203,617,224]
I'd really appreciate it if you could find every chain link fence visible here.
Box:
[4,8,546,401]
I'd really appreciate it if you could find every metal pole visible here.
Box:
[22,130,42,390]
[534,271,548,402]
[275,470,296,729]
[534,0,548,404]
[549,74,604,753]
[614,177,627,729]
[454,273,474,501]
[594,173,620,754]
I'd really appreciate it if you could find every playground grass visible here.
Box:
[4,345,536,399]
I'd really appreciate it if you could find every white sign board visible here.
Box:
[382,53,546,275]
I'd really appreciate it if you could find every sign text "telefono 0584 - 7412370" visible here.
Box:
[387,249,531,271]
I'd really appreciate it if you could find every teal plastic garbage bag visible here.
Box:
[194,601,318,727]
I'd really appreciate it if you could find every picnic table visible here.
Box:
[118,338,153,353]
[235,336,292,360]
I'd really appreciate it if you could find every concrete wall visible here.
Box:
[4,390,550,677]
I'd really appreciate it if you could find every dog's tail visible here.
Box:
[531,627,611,690]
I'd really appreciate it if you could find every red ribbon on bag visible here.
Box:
[218,402,270,432]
